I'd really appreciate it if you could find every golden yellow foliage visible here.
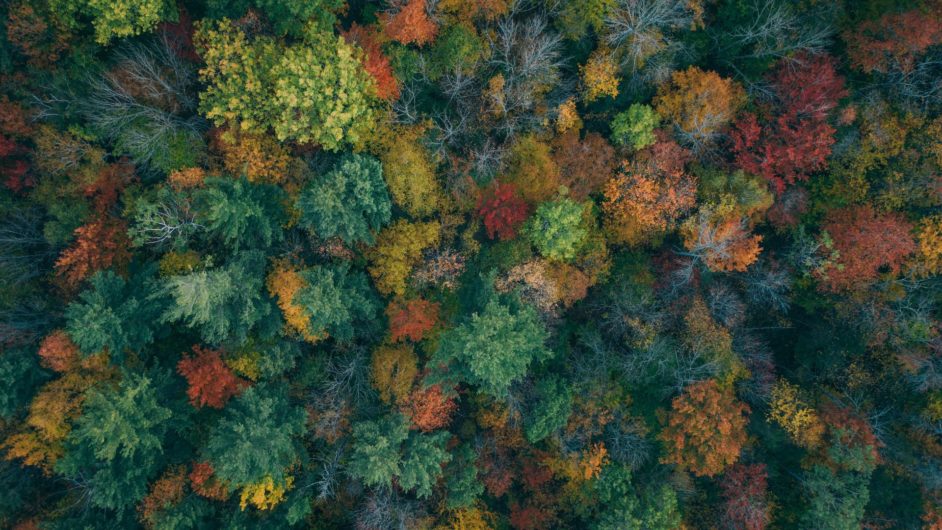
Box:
[239,475,293,511]
[580,47,619,103]
[370,344,419,405]
[368,220,441,296]
[266,262,324,343]
[556,98,582,133]
[654,66,745,143]
[915,216,942,277]
[768,380,825,449]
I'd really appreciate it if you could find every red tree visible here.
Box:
[189,461,230,500]
[404,384,457,432]
[721,463,771,530]
[731,54,847,194]
[478,182,531,241]
[818,205,915,292]
[177,346,249,409]
[55,216,132,289]
[0,97,33,193]
[551,131,616,200]
[387,298,440,342]
[344,23,400,101]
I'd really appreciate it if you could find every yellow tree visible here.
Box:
[654,66,745,148]
[368,220,441,296]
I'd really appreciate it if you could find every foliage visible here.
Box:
[382,0,438,47]
[177,346,248,409]
[55,216,131,289]
[654,66,745,148]
[430,295,552,399]
[203,383,306,486]
[371,344,418,405]
[478,183,530,241]
[523,198,588,262]
[368,220,441,296]
[524,376,572,443]
[296,154,391,245]
[387,298,440,342]
[195,20,377,150]
[580,47,619,103]
[658,379,749,477]
[610,104,660,150]
[294,264,382,343]
[193,176,286,251]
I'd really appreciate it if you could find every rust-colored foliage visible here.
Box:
[387,298,440,342]
[509,503,556,530]
[721,463,771,530]
[659,379,750,477]
[344,24,399,101]
[37,330,80,373]
[55,216,132,289]
[214,128,291,185]
[478,182,531,241]
[654,66,745,144]
[818,205,915,292]
[168,167,207,189]
[551,131,616,200]
[731,54,846,194]
[404,383,457,432]
[0,97,33,193]
[189,461,230,500]
[845,3,942,74]
[177,346,249,409]
[85,160,136,213]
[603,136,697,245]
[681,211,763,273]
[5,1,71,68]
[820,404,882,468]
[139,466,187,525]
[382,0,438,46]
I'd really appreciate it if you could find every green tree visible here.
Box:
[801,465,870,530]
[65,269,162,360]
[296,154,391,245]
[157,251,274,344]
[444,443,484,509]
[610,104,660,150]
[430,295,552,398]
[398,430,452,499]
[591,464,682,530]
[525,376,573,443]
[348,414,409,489]
[56,371,173,510]
[193,177,286,251]
[203,383,307,486]
[524,198,588,262]
[294,264,382,343]
[347,413,451,498]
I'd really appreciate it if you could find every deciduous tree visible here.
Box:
[654,67,745,149]
[177,346,248,409]
[659,379,749,477]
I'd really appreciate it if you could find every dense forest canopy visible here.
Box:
[2,0,942,528]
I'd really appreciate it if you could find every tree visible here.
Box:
[500,135,561,205]
[524,376,573,443]
[551,131,616,200]
[478,183,531,241]
[816,206,915,292]
[768,380,824,449]
[731,54,846,193]
[371,344,418,405]
[801,465,870,530]
[158,251,274,344]
[653,66,745,149]
[659,379,749,477]
[591,464,682,530]
[348,414,409,489]
[387,298,440,343]
[344,24,400,101]
[844,5,942,74]
[253,0,345,37]
[195,20,377,150]
[405,384,458,432]
[430,296,552,399]
[524,198,588,262]
[293,264,382,343]
[55,372,173,510]
[192,177,285,251]
[348,413,452,498]
[65,270,162,359]
[610,104,660,150]
[376,126,442,218]
[37,330,80,373]
[602,144,696,245]
[177,346,248,409]
[55,216,131,289]
[382,0,438,46]
[368,220,441,296]
[203,383,306,487]
[444,444,484,509]
[680,203,763,273]
[48,0,177,45]
[580,47,620,102]
[721,463,771,530]
[295,154,391,245]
